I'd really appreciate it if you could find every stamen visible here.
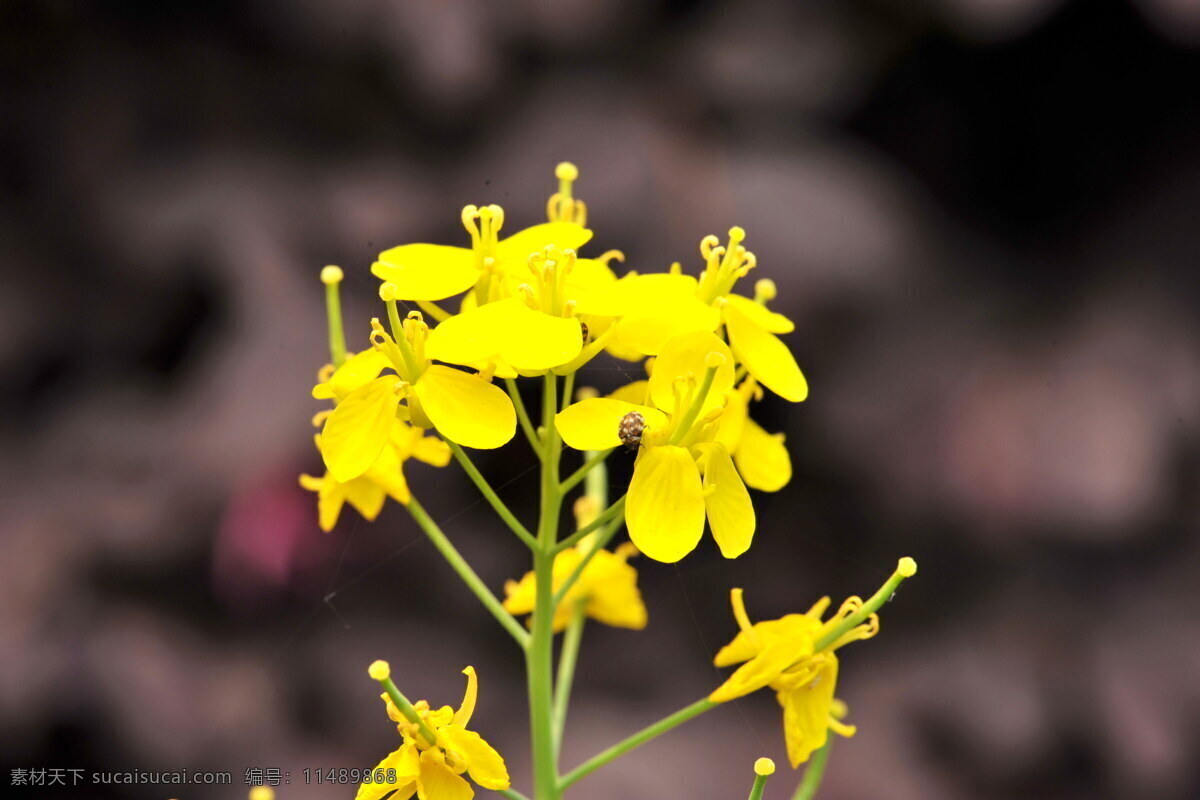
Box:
[699,234,721,261]
[754,278,777,304]
[317,363,336,382]
[729,588,762,648]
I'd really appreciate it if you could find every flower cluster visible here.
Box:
[303,163,801,563]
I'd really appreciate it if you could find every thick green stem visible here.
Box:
[448,441,538,550]
[552,600,586,758]
[406,498,530,648]
[558,698,718,790]
[506,378,541,451]
[559,449,613,495]
[528,373,564,800]
[792,738,832,800]
[550,496,625,555]
[376,675,437,747]
[748,773,770,800]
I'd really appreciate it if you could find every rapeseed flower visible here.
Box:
[371,203,591,305]
[556,331,755,563]
[710,558,917,767]
[319,295,516,482]
[714,378,792,492]
[503,528,647,632]
[358,661,510,800]
[612,230,808,402]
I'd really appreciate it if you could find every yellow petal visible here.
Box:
[710,637,804,703]
[611,274,721,355]
[713,615,820,668]
[724,293,794,334]
[626,446,706,563]
[311,475,347,532]
[499,302,583,371]
[325,349,392,399]
[714,385,748,452]
[496,222,592,267]
[321,376,402,482]
[735,416,791,492]
[649,331,736,414]
[416,753,473,800]
[414,366,515,449]
[724,302,808,402]
[364,438,412,505]
[694,443,755,559]
[355,742,420,800]
[344,475,389,520]
[555,398,665,451]
[780,655,839,767]
[453,667,478,726]
[437,724,511,791]
[607,380,651,406]
[426,301,516,366]
[565,258,624,317]
[502,572,536,616]
[372,245,479,301]
[581,550,648,629]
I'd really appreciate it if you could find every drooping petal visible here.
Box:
[649,331,736,414]
[710,637,807,703]
[372,245,480,301]
[779,655,840,768]
[496,222,592,267]
[734,416,792,492]
[415,753,473,800]
[694,443,755,559]
[343,475,390,521]
[555,398,664,451]
[364,438,412,505]
[723,293,795,334]
[724,302,808,402]
[437,724,511,791]
[355,742,420,800]
[713,615,820,668]
[320,376,402,482]
[581,549,648,629]
[414,366,516,449]
[453,667,478,726]
[299,474,346,533]
[626,446,706,563]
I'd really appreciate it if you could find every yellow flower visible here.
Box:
[319,309,516,482]
[426,247,624,374]
[710,588,880,767]
[556,332,755,563]
[502,533,647,632]
[714,378,792,492]
[300,423,451,532]
[357,666,510,800]
[371,203,592,304]
[611,229,808,402]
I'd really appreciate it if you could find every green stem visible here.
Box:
[748,773,770,800]
[447,441,538,550]
[506,378,541,451]
[792,738,832,800]
[560,370,576,414]
[559,449,613,495]
[528,373,564,800]
[814,558,916,651]
[558,699,719,790]
[550,496,625,555]
[552,600,586,758]
[405,498,530,649]
[495,790,532,800]
[551,514,624,609]
[667,363,720,445]
[376,675,437,747]
[324,278,347,368]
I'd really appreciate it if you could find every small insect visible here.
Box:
[580,321,589,343]
[618,411,645,450]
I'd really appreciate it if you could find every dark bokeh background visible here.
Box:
[4,1,1200,798]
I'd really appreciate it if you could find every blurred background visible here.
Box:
[3,0,1200,798]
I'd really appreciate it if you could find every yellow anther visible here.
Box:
[754,758,775,776]
[730,588,756,637]
[248,788,275,800]
[562,299,577,317]
[898,557,918,577]
[311,410,332,428]
[573,495,601,529]
[368,660,391,681]
[317,363,336,382]
[576,386,600,401]
[754,278,777,303]
[379,282,399,302]
[728,225,746,243]
[597,249,625,266]
[320,265,343,285]
[699,234,722,260]
[461,205,480,236]
[556,162,579,182]
[704,351,726,369]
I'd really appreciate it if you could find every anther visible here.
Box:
[379,282,399,302]
[898,557,918,577]
[320,265,343,285]
[556,162,579,182]
[704,351,726,369]
[728,225,746,244]
[699,235,721,260]
[754,758,775,777]
[368,660,391,681]
[754,278,777,303]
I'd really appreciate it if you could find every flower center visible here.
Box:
[697,226,757,303]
